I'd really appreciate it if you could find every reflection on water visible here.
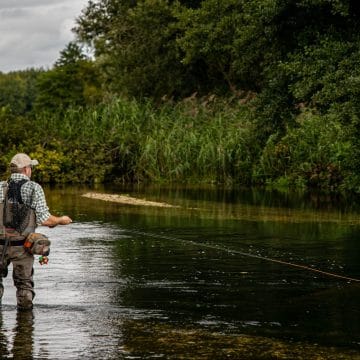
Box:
[0,310,34,359]
[0,186,359,359]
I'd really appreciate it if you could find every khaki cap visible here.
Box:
[10,153,39,168]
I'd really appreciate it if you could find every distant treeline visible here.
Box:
[1,0,360,192]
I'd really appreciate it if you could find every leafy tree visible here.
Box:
[0,69,41,115]
[34,42,102,112]
[74,0,218,98]
[54,42,87,67]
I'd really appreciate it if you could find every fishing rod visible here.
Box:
[125,229,360,283]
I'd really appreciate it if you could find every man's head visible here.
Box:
[10,153,39,174]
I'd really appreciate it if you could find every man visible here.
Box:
[0,153,72,310]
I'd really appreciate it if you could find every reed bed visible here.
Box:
[26,97,255,184]
[2,96,356,191]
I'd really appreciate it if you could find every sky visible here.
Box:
[0,0,90,73]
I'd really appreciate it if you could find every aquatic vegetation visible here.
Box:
[122,320,360,359]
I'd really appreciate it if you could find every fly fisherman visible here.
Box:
[0,153,72,310]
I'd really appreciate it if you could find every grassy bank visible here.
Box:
[0,96,359,193]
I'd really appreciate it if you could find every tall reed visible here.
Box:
[28,97,256,184]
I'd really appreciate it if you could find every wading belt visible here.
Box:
[0,237,25,246]
[0,227,26,245]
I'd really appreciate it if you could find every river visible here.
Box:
[0,185,359,359]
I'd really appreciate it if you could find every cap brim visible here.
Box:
[30,159,39,166]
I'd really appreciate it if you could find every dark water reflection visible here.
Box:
[0,185,359,359]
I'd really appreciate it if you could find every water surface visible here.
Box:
[0,185,359,359]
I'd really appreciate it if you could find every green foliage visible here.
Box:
[0,107,35,153]
[175,0,245,92]
[4,0,360,192]
[29,146,67,183]
[24,144,110,184]
[72,0,360,139]
[0,69,42,115]
[1,94,360,192]
[25,99,147,183]
[256,110,352,190]
[0,97,257,185]
[75,0,190,98]
[34,42,103,112]
[281,34,360,122]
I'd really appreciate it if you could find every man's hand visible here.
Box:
[59,216,72,225]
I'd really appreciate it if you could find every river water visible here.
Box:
[0,185,359,359]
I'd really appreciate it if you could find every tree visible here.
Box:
[34,42,102,112]
[0,69,41,115]
[73,0,360,120]
[74,0,215,99]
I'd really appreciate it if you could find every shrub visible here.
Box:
[256,109,352,190]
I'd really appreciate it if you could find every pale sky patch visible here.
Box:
[0,0,89,73]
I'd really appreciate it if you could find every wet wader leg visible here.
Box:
[11,247,34,310]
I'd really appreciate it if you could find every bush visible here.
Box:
[256,110,352,190]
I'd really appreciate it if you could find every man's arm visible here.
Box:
[41,215,72,227]
[28,182,72,227]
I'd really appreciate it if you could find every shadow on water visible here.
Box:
[0,185,359,359]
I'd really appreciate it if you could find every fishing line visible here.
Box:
[125,229,360,283]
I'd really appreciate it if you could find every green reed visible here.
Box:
[1,95,357,191]
[27,97,255,184]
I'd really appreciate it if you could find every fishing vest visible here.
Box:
[0,179,36,240]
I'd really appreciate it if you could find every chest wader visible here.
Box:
[0,180,36,276]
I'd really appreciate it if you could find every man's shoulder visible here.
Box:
[23,180,43,191]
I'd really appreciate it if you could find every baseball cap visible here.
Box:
[10,153,39,168]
